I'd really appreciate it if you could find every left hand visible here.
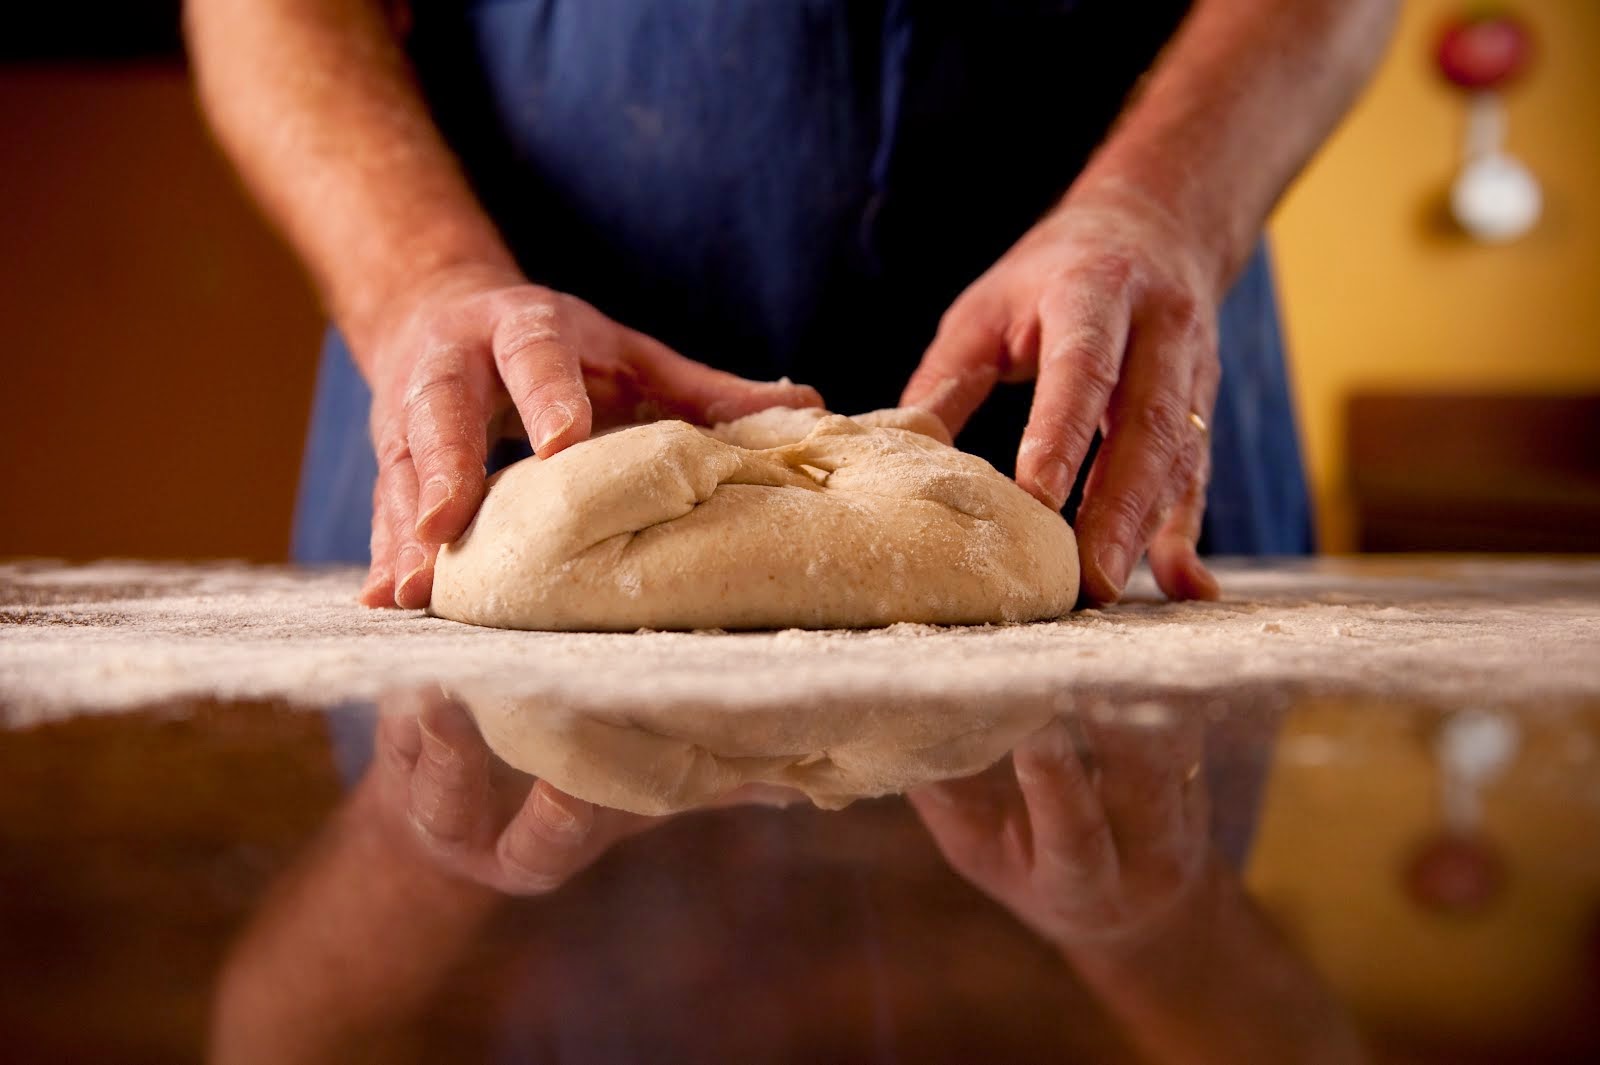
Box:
[902,182,1224,604]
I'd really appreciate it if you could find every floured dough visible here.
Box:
[453,682,1065,813]
[430,407,1079,631]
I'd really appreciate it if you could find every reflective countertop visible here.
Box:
[2,558,1598,1063]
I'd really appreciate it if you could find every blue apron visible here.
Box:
[293,0,1313,563]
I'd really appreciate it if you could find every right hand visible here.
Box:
[358,264,823,608]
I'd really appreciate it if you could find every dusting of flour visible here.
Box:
[1,558,1598,725]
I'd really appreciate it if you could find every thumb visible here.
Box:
[627,331,823,425]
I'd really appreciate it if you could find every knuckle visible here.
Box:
[409,807,473,850]
[1047,333,1122,393]
[401,367,473,418]
[1020,418,1085,465]
[496,848,567,895]
[1097,489,1151,537]
[374,427,412,470]
[1173,434,1207,483]
[1127,394,1190,453]
[503,869,565,896]
[494,303,564,362]
[509,379,576,417]
[1160,291,1214,348]
[1085,252,1135,292]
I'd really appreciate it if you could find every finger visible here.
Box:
[405,344,495,545]
[406,693,495,853]
[374,427,437,609]
[907,760,1030,882]
[358,456,398,607]
[1012,717,1119,886]
[1148,455,1220,601]
[624,330,824,425]
[1083,707,1206,873]
[492,777,611,889]
[899,299,1006,437]
[1014,278,1132,512]
[1073,303,1213,604]
[1149,358,1221,601]
[492,303,594,459]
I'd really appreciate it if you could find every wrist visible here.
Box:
[1057,168,1240,304]
[334,228,524,364]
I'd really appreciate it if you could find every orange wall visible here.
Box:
[0,65,321,562]
[1271,0,1600,552]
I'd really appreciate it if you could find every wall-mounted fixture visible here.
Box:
[1437,9,1541,242]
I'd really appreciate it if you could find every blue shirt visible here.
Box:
[294,0,1312,563]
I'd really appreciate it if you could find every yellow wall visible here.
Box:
[1246,699,1600,1048]
[1271,0,1600,552]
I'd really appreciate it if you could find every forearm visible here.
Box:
[1069,0,1398,294]
[210,778,504,1065]
[185,0,517,362]
[1064,856,1366,1065]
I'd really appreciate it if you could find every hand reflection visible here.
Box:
[910,709,1208,951]
[910,707,1369,1065]
[371,686,664,895]
[211,687,680,1065]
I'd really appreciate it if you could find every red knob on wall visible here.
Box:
[1437,10,1534,91]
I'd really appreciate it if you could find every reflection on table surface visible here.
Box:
[2,688,1597,1063]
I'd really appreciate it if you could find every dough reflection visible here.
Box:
[453,678,1063,814]
[209,689,1364,1064]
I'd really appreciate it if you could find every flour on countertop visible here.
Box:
[1,558,1598,726]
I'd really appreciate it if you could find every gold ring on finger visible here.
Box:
[1187,410,1209,436]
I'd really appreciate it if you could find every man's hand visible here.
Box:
[908,709,1211,952]
[185,0,821,611]
[366,685,670,895]
[901,0,1398,606]
[910,711,1370,1064]
[902,185,1221,606]
[360,264,821,608]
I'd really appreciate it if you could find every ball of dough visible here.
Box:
[430,407,1079,631]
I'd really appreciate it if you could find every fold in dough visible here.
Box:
[430,407,1080,631]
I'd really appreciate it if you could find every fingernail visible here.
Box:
[416,478,451,532]
[396,545,426,590]
[533,786,590,838]
[1036,461,1073,511]
[1096,542,1130,593]
[533,403,574,453]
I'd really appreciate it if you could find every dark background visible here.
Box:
[3,4,184,61]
